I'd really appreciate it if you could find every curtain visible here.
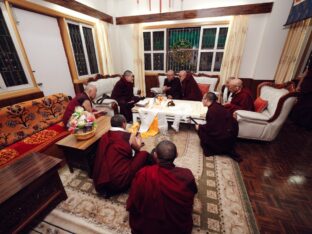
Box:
[133,24,146,95]
[95,20,115,74]
[274,18,312,84]
[219,15,249,90]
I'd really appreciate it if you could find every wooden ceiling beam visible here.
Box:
[44,0,113,24]
[116,2,273,25]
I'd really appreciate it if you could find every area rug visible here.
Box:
[31,126,259,234]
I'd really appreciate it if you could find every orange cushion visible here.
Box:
[254,97,268,112]
[198,84,210,96]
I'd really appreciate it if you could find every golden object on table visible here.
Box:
[74,127,96,140]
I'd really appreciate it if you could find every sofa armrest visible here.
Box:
[235,110,270,123]
[150,87,163,94]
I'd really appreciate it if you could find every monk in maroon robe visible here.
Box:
[163,70,182,99]
[111,70,141,122]
[196,92,241,162]
[127,140,197,234]
[93,115,149,196]
[179,70,202,101]
[224,78,254,115]
[62,84,97,127]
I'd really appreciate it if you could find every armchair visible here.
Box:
[235,82,298,141]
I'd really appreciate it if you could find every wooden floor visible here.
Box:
[236,120,312,233]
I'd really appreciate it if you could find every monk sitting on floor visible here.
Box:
[163,70,182,99]
[111,70,141,122]
[223,78,254,115]
[127,140,197,234]
[93,114,150,197]
[179,70,203,101]
[195,92,241,162]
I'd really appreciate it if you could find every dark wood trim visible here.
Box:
[0,90,44,108]
[44,0,113,24]
[116,2,273,25]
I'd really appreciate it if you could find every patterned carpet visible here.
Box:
[31,126,259,234]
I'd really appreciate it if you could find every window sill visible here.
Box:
[0,87,43,107]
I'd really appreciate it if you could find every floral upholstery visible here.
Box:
[0,93,69,149]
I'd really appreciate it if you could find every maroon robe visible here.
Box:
[62,92,92,127]
[127,162,197,234]
[93,130,148,194]
[224,88,254,114]
[111,77,139,122]
[181,74,203,101]
[198,102,238,156]
[164,77,182,99]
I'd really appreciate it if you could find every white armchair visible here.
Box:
[150,74,167,95]
[235,82,298,141]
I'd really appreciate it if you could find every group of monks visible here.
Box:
[61,69,257,233]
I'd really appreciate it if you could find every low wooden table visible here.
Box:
[132,98,208,124]
[0,152,67,233]
[56,116,111,177]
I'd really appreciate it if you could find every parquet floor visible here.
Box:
[236,121,312,233]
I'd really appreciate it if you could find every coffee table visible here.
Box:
[132,98,208,124]
[56,116,111,177]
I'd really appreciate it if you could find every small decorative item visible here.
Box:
[68,106,96,140]
[167,100,175,107]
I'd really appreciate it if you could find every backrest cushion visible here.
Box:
[254,97,268,113]
[194,76,218,91]
[158,75,167,89]
[86,77,120,99]
[0,93,69,148]
[198,83,210,96]
[260,86,289,116]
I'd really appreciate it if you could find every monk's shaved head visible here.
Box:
[179,70,187,81]
[84,84,97,100]
[167,70,174,75]
[228,78,243,93]
[111,114,127,128]
[203,92,217,102]
[155,140,177,162]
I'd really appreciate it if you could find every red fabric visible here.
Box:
[198,102,238,156]
[62,92,92,127]
[0,123,69,167]
[197,83,210,96]
[93,130,148,193]
[127,164,197,234]
[254,97,268,112]
[181,73,203,101]
[224,88,255,114]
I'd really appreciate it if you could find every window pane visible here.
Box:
[199,52,213,71]
[0,9,28,87]
[167,27,200,72]
[144,53,151,70]
[201,28,216,49]
[153,31,164,50]
[143,32,151,51]
[214,52,224,71]
[153,53,164,71]
[68,23,88,76]
[83,27,98,74]
[217,27,228,49]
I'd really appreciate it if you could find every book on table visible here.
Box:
[135,99,149,107]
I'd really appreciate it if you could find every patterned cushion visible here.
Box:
[198,84,210,96]
[254,97,268,113]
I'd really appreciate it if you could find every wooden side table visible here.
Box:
[0,152,67,233]
[56,116,111,177]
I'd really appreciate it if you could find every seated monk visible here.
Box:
[163,70,182,99]
[224,78,254,115]
[195,92,241,162]
[179,70,202,101]
[62,84,106,127]
[93,114,150,197]
[127,140,197,234]
[111,70,141,122]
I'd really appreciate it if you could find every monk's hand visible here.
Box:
[195,124,199,131]
[233,112,238,119]
[130,133,143,151]
[168,95,173,99]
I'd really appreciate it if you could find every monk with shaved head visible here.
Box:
[163,70,182,99]
[127,140,197,234]
[224,78,254,115]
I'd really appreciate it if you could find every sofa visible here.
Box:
[0,93,70,167]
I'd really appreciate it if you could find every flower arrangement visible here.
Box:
[68,106,96,135]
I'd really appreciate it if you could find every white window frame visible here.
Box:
[66,20,100,80]
[0,3,34,93]
[197,25,228,74]
[143,29,166,73]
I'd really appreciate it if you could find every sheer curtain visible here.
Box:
[95,20,115,74]
[219,15,249,90]
[274,18,312,84]
[133,24,146,95]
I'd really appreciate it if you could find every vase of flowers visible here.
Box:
[68,106,96,140]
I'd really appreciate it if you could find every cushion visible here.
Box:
[254,97,268,113]
[198,84,210,96]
